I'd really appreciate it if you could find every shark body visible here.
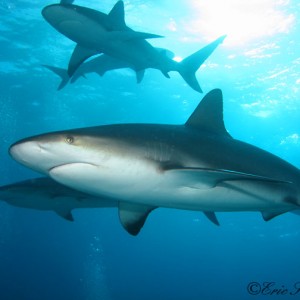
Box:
[42,1,225,92]
[0,177,117,221]
[43,48,175,90]
[9,89,300,235]
[0,177,219,226]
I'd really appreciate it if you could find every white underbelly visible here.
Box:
[49,162,297,213]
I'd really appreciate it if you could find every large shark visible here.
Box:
[41,1,226,93]
[0,177,117,221]
[9,89,300,235]
[43,48,175,90]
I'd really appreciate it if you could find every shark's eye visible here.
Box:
[65,136,74,144]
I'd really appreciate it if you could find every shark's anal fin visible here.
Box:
[68,44,99,76]
[136,69,145,83]
[203,211,220,226]
[118,202,156,236]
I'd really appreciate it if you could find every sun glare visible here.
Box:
[185,0,295,46]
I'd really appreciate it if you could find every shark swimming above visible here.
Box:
[41,1,226,92]
[0,177,117,221]
[9,89,300,235]
[43,48,175,90]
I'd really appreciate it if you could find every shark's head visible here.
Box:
[42,4,77,31]
[9,129,109,175]
[9,127,157,198]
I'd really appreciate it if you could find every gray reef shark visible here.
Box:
[9,89,300,235]
[0,177,219,226]
[0,177,117,221]
[41,1,226,92]
[43,48,175,90]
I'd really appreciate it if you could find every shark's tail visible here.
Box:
[178,35,226,93]
[43,65,70,90]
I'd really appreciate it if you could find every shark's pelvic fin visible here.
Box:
[203,211,220,226]
[118,202,156,235]
[55,207,74,221]
[108,1,126,30]
[185,89,232,138]
[68,44,99,76]
[156,47,175,59]
[178,35,226,93]
[261,211,287,221]
[43,65,69,90]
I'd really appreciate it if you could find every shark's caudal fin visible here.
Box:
[178,35,226,93]
[43,65,69,90]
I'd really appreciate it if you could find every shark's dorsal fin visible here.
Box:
[118,202,156,235]
[185,89,231,138]
[108,1,126,30]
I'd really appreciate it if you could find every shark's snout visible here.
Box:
[10,140,41,167]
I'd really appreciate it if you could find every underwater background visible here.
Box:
[1,0,300,299]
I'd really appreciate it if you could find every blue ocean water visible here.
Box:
[1,0,300,299]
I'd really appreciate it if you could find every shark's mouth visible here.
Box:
[49,162,97,174]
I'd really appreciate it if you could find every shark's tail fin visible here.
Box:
[43,65,70,90]
[178,35,226,93]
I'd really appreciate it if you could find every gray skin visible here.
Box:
[0,177,117,221]
[9,89,300,235]
[0,177,219,228]
[41,1,226,93]
[43,48,175,90]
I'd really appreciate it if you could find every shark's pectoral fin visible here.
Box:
[118,202,156,236]
[203,211,220,226]
[55,207,74,221]
[164,167,292,189]
[68,44,99,76]
[136,70,145,83]
[109,31,163,42]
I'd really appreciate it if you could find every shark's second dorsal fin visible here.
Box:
[108,1,126,30]
[185,89,231,138]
